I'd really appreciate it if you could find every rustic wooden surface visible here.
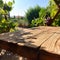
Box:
[0,26,60,55]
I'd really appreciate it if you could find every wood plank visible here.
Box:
[0,40,38,59]
[0,26,60,54]
[41,33,60,53]
[0,39,60,60]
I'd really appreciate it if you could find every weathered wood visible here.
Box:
[39,49,60,60]
[0,26,60,53]
[0,39,60,60]
[0,40,38,59]
[0,26,60,60]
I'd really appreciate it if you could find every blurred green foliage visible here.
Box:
[30,18,44,27]
[48,0,60,26]
[0,0,60,32]
[25,5,41,24]
[25,0,60,27]
[0,19,18,33]
[0,0,16,33]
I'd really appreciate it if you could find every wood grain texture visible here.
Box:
[0,26,60,60]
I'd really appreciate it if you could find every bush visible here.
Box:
[25,5,41,24]
[52,19,60,26]
[0,19,17,33]
[30,18,44,27]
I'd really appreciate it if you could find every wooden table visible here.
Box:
[0,26,60,60]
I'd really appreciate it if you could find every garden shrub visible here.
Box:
[30,18,44,27]
[0,18,17,33]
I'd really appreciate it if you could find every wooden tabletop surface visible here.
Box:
[0,26,60,54]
